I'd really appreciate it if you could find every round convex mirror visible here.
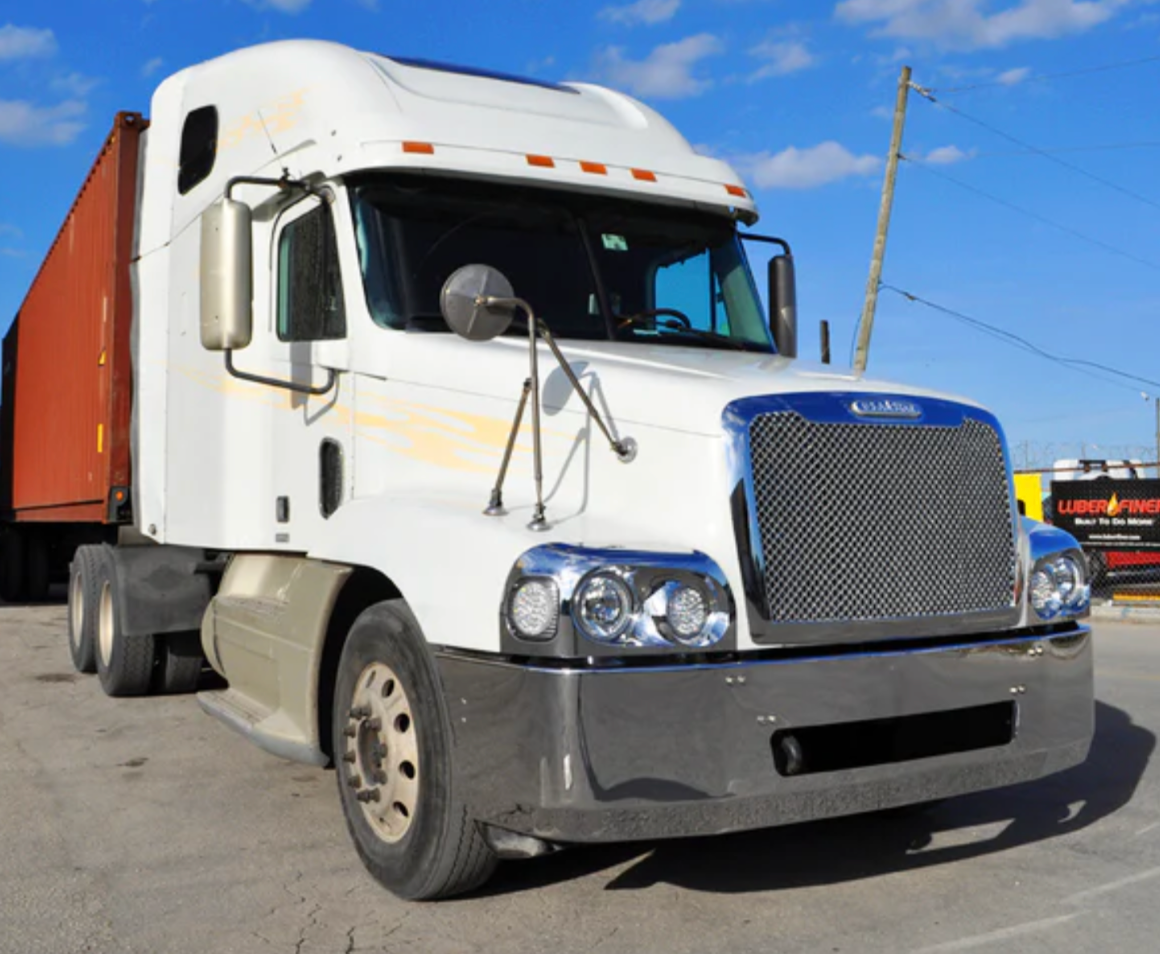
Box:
[439,264,516,341]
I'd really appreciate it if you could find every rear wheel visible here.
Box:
[67,546,100,673]
[155,632,204,694]
[94,548,156,697]
[333,600,496,900]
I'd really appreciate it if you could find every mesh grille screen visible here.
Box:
[748,413,1017,624]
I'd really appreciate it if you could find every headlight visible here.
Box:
[1029,553,1089,621]
[507,578,559,639]
[666,583,708,642]
[502,545,736,655]
[573,572,635,642]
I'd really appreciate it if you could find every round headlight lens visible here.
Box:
[573,573,635,643]
[508,579,558,639]
[1029,567,1062,620]
[666,584,708,642]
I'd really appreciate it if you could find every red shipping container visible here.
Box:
[5,112,145,525]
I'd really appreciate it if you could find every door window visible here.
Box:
[277,202,346,341]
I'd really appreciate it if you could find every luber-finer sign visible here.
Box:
[1051,479,1160,550]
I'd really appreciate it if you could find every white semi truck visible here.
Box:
[2,41,1094,900]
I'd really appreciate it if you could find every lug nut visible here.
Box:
[341,751,356,764]
[357,788,381,803]
[365,717,382,732]
[343,725,357,738]
[347,774,363,789]
[349,705,371,720]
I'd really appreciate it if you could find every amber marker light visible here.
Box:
[402,141,435,154]
[631,169,657,182]
[580,161,608,175]
[725,184,748,198]
[526,154,555,168]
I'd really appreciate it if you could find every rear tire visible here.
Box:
[94,547,156,697]
[333,600,496,900]
[67,546,100,674]
[155,632,204,694]
[0,528,25,604]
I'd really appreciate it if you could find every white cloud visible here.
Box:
[0,98,86,147]
[748,39,816,80]
[738,141,882,189]
[595,33,724,98]
[243,0,313,13]
[997,65,1031,84]
[835,0,1128,50]
[142,56,164,78]
[0,223,22,238]
[924,144,972,163]
[51,72,100,97]
[0,24,56,61]
[599,0,681,26]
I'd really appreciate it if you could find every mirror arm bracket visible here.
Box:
[225,173,320,202]
[224,349,337,397]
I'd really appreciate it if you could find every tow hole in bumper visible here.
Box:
[771,701,1016,777]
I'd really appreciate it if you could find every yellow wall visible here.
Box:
[1014,473,1044,522]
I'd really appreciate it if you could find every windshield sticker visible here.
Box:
[602,233,628,252]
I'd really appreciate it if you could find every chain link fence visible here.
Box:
[1015,458,1160,603]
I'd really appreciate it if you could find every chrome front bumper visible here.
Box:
[436,627,1093,843]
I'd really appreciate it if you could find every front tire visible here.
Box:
[332,600,496,900]
[67,546,100,674]
[94,547,156,697]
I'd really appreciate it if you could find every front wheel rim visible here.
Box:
[97,581,114,668]
[342,662,420,843]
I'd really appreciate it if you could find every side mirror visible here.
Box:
[768,253,797,359]
[439,264,516,341]
[200,197,253,351]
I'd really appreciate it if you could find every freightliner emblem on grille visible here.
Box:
[848,398,923,419]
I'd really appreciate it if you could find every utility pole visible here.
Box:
[853,65,912,375]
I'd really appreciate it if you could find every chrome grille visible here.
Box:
[747,412,1017,625]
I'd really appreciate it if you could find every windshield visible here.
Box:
[350,175,774,353]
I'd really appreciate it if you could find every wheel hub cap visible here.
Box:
[342,662,419,843]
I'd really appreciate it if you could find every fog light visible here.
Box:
[573,573,634,643]
[508,578,558,639]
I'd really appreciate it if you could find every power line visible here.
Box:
[930,53,1160,94]
[972,141,1160,159]
[910,86,1160,213]
[879,283,1160,395]
[901,157,1160,274]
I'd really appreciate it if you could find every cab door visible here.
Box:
[267,192,353,552]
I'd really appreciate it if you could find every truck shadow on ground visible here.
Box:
[482,700,1152,896]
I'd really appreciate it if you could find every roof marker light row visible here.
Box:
[398,141,749,199]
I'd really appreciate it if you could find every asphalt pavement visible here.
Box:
[2,598,1158,954]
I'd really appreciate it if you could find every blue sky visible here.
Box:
[1,0,1158,465]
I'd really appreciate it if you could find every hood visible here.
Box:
[375,334,988,437]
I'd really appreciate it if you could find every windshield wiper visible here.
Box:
[654,321,750,351]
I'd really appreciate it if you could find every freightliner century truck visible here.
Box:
[0,41,1094,900]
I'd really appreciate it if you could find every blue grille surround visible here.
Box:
[723,393,1021,645]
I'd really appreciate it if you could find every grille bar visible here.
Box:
[746,410,1017,627]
